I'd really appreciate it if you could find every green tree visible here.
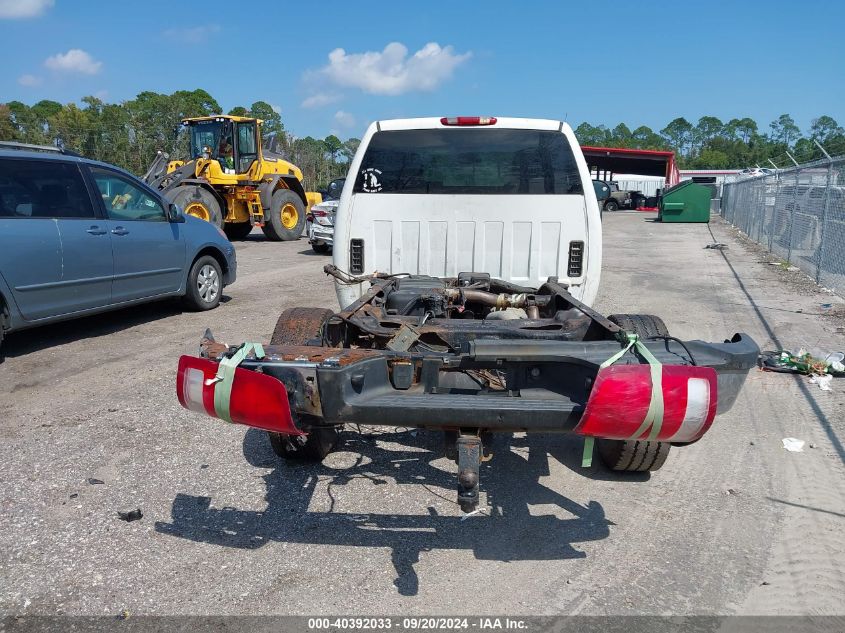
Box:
[323,134,343,162]
[725,117,757,143]
[228,106,249,116]
[630,125,664,149]
[661,117,693,155]
[692,116,724,154]
[573,123,610,146]
[809,115,844,143]
[610,123,632,147]
[0,104,19,141]
[341,137,361,161]
[769,114,801,147]
[249,101,283,137]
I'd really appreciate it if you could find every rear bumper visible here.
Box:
[230,333,758,433]
[308,221,334,246]
[223,249,237,286]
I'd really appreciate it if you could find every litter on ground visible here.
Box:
[782,438,806,452]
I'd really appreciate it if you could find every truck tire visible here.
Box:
[604,199,619,212]
[224,222,253,240]
[596,313,672,472]
[262,189,306,242]
[270,307,335,345]
[312,242,331,254]
[607,313,669,338]
[597,439,671,472]
[268,308,340,461]
[269,423,339,461]
[166,186,224,229]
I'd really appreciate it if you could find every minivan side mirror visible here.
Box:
[167,203,186,223]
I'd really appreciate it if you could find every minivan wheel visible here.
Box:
[184,255,223,311]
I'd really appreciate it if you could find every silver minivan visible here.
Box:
[0,144,237,353]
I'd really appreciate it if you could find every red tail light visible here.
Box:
[575,365,718,442]
[312,209,327,217]
[176,355,303,435]
[440,116,497,126]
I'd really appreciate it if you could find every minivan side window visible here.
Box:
[91,168,166,222]
[353,129,584,195]
[0,158,95,219]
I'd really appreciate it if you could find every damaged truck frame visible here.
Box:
[179,268,758,512]
[176,117,758,512]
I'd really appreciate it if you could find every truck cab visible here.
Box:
[332,117,603,309]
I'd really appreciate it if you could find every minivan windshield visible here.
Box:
[353,128,583,195]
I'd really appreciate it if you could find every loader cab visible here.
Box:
[185,116,261,174]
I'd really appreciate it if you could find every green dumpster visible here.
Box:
[659,181,711,223]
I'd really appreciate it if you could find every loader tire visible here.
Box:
[597,313,672,472]
[223,222,253,240]
[166,185,223,229]
[270,307,335,346]
[262,189,306,241]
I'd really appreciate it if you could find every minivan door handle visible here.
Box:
[111,227,130,236]
[86,226,107,235]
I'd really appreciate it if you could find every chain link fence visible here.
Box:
[721,155,845,297]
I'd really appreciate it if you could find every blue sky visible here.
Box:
[1,0,843,140]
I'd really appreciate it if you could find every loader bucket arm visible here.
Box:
[142,150,171,185]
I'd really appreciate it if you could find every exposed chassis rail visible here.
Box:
[202,334,757,432]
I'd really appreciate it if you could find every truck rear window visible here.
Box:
[353,129,583,195]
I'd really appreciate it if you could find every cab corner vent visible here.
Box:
[350,239,365,274]
[567,241,584,277]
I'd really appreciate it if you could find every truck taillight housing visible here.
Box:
[575,364,718,443]
[176,355,303,435]
[568,241,584,277]
[350,238,364,274]
[440,116,497,126]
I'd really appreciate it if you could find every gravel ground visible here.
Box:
[1,214,844,616]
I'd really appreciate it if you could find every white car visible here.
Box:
[332,116,602,308]
[306,177,345,254]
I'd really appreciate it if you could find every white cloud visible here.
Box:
[301,92,341,109]
[163,24,221,44]
[315,42,471,96]
[334,110,356,128]
[17,74,42,87]
[44,49,102,75]
[0,0,53,18]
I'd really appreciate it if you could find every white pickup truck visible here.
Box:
[177,116,758,512]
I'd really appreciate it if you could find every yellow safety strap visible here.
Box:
[209,343,265,423]
[582,332,664,467]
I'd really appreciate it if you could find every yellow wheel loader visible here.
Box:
[143,115,321,241]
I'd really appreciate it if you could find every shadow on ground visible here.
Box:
[0,296,228,359]
[156,429,618,596]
